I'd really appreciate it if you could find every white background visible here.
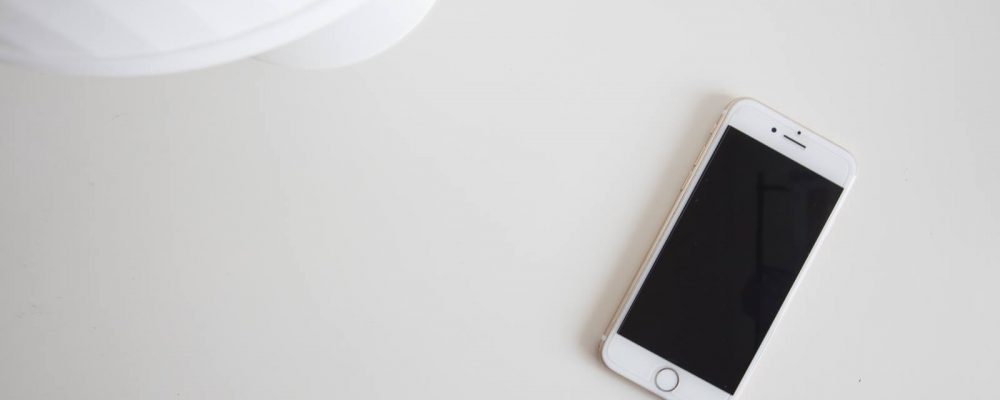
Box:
[1,1,998,399]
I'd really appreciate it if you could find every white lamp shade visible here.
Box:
[0,0,435,75]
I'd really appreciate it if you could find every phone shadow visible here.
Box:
[579,93,734,365]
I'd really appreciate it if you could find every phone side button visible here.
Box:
[654,368,679,392]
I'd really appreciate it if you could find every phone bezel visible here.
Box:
[600,98,857,399]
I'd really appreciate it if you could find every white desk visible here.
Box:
[1,1,998,399]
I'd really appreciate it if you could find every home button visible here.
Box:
[655,368,679,392]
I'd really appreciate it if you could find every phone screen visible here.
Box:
[618,126,844,394]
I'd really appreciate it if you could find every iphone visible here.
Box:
[601,98,856,399]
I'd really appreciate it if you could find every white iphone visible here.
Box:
[601,98,856,399]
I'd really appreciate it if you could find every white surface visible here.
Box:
[0,0,998,399]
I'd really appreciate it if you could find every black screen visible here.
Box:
[618,126,843,394]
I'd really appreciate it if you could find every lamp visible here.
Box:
[0,0,436,76]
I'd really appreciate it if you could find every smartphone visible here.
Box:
[601,98,856,399]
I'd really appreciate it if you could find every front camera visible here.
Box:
[770,127,777,133]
